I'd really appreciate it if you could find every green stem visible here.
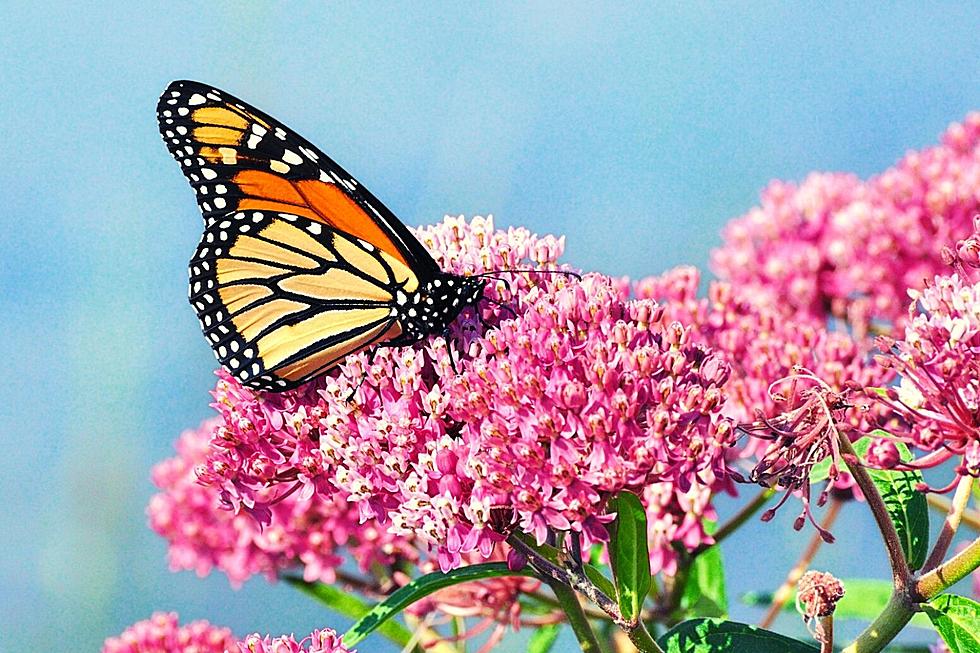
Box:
[921,476,974,573]
[545,575,604,653]
[916,533,980,599]
[840,591,915,653]
[623,619,665,653]
[838,434,912,591]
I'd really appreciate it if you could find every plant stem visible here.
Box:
[838,434,912,591]
[544,575,604,653]
[623,619,665,653]
[921,475,974,573]
[507,534,623,624]
[818,615,834,653]
[916,533,980,600]
[692,487,776,557]
[527,588,612,621]
[840,591,915,653]
[758,498,842,629]
[927,494,980,531]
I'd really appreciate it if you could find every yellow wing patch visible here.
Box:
[229,233,320,270]
[278,269,393,303]
[259,220,337,263]
[277,321,401,382]
[256,307,393,369]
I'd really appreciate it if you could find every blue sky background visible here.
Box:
[2,3,979,651]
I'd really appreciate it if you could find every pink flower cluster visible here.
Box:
[236,629,352,653]
[876,273,980,480]
[101,612,236,653]
[150,417,418,587]
[711,112,980,333]
[165,216,735,578]
[634,266,890,444]
[102,613,353,653]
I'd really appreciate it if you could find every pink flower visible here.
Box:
[634,266,891,455]
[149,418,418,587]
[182,216,735,576]
[875,273,980,484]
[712,112,980,333]
[236,628,353,653]
[102,612,236,653]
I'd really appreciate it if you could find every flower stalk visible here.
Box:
[921,475,974,573]
[837,434,912,591]
[543,576,603,653]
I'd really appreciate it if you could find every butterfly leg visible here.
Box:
[344,348,379,403]
[437,327,463,375]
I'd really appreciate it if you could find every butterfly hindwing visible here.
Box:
[190,210,414,391]
[157,80,440,279]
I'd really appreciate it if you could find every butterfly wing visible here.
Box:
[157,80,440,279]
[191,209,418,391]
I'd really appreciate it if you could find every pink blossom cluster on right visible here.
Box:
[875,273,980,483]
[634,266,892,450]
[711,112,980,333]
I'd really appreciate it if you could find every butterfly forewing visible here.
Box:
[157,80,440,278]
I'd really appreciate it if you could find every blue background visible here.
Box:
[3,3,979,651]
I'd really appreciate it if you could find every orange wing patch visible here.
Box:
[231,169,409,267]
[192,106,252,130]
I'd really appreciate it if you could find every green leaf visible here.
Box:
[608,491,653,622]
[284,576,413,647]
[681,523,727,618]
[341,562,535,647]
[657,618,818,652]
[852,437,930,571]
[528,623,562,653]
[740,578,932,629]
[923,594,980,652]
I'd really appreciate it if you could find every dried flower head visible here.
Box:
[797,570,846,618]
[740,368,860,542]
[797,570,845,645]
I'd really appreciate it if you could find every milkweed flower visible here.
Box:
[149,417,418,586]
[874,273,980,483]
[712,112,980,333]
[179,215,736,576]
[102,612,236,653]
[236,628,353,653]
[634,267,890,452]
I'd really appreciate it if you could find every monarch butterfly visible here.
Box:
[157,81,486,392]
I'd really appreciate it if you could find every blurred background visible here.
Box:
[3,2,980,651]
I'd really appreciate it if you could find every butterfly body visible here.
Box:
[160,81,485,391]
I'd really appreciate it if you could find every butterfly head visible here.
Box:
[393,274,487,344]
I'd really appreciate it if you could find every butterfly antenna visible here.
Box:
[475,269,582,281]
